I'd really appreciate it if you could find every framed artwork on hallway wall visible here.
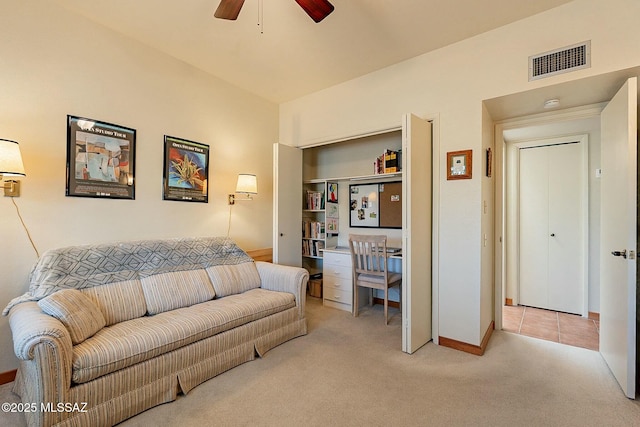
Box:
[163,135,209,203]
[66,115,136,199]
[486,147,493,178]
[446,149,472,180]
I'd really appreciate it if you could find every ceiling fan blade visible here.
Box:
[295,0,334,23]
[214,0,245,20]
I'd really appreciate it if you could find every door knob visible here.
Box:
[550,233,555,237]
[611,249,628,259]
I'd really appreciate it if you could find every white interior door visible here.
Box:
[519,146,550,309]
[547,143,585,313]
[402,114,432,354]
[519,142,585,314]
[600,77,637,399]
[273,143,302,267]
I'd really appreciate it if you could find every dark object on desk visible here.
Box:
[386,247,401,253]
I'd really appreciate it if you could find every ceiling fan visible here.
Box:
[214,0,334,23]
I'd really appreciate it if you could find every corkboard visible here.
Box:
[378,181,402,228]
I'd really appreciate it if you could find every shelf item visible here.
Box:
[374,149,402,175]
[302,238,325,258]
[303,221,325,239]
[305,189,325,210]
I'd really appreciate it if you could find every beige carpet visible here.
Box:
[1,297,639,426]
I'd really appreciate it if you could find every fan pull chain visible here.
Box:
[257,0,264,34]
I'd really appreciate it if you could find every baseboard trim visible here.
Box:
[439,321,495,356]
[505,298,513,306]
[0,369,16,385]
[588,311,600,321]
[372,297,400,309]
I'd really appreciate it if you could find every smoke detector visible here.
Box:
[543,99,560,109]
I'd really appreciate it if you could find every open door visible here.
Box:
[402,114,433,354]
[273,143,302,267]
[600,77,637,398]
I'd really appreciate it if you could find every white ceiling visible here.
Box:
[54,0,572,103]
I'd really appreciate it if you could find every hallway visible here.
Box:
[503,305,599,351]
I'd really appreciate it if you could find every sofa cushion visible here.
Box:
[81,280,147,326]
[141,269,215,315]
[205,261,261,297]
[72,288,295,383]
[38,289,106,345]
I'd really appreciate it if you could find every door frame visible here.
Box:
[512,134,589,315]
[494,105,603,329]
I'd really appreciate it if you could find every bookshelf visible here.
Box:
[302,180,338,274]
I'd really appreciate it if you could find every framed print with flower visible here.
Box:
[447,149,473,180]
[66,115,136,199]
[163,135,209,202]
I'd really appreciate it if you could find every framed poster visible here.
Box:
[163,135,209,202]
[66,115,136,199]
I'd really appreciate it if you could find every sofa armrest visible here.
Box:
[256,261,308,318]
[9,301,73,425]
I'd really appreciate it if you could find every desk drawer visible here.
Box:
[323,265,352,282]
[323,275,352,294]
[323,288,352,305]
[323,252,352,268]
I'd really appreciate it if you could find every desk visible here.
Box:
[321,247,402,313]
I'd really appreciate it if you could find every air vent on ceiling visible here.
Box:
[529,41,591,81]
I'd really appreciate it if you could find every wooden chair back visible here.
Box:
[348,234,390,288]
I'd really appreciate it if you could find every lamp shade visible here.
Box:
[0,139,26,177]
[235,174,257,194]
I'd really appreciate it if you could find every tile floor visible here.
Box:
[502,305,600,351]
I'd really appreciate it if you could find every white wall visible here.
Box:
[0,1,278,371]
[280,0,640,346]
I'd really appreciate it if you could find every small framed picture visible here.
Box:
[327,182,338,202]
[447,149,472,180]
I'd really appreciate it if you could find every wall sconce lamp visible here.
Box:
[228,174,257,205]
[0,139,26,197]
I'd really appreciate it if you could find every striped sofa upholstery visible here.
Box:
[6,237,308,427]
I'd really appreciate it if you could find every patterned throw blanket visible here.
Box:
[3,236,252,315]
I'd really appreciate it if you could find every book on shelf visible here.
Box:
[374,149,402,174]
[302,221,325,239]
[384,149,399,173]
[305,190,325,210]
[302,239,325,257]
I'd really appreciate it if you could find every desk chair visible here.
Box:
[348,234,402,325]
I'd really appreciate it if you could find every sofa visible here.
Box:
[4,237,308,427]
